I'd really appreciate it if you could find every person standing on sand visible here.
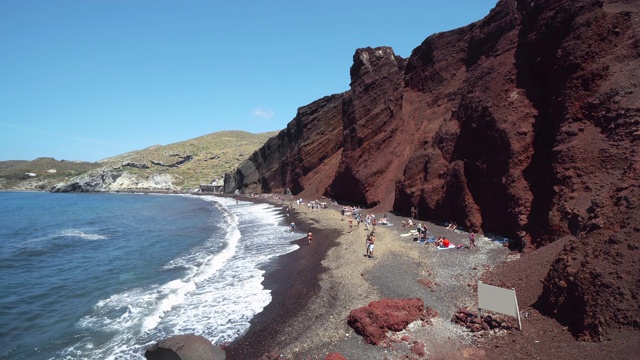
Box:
[469,232,476,248]
[368,232,376,258]
[348,216,354,233]
[307,231,313,245]
[290,221,295,232]
[365,233,372,257]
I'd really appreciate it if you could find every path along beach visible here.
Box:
[223,194,640,360]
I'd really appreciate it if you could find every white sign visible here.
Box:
[478,281,521,329]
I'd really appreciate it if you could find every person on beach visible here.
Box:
[435,236,443,247]
[402,218,414,227]
[366,233,372,257]
[290,221,296,232]
[368,232,376,258]
[307,231,313,245]
[341,208,345,221]
[411,206,417,219]
[469,232,476,248]
[348,216,354,233]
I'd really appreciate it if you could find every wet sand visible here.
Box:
[225,197,341,359]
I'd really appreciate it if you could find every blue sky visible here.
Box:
[0,1,498,162]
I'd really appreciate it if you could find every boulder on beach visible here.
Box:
[324,352,347,360]
[144,334,226,360]
[347,297,429,345]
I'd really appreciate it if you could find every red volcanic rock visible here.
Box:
[224,93,345,197]
[411,341,426,357]
[417,278,438,288]
[226,0,640,341]
[451,308,517,333]
[324,352,347,360]
[347,298,429,345]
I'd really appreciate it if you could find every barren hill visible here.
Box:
[5,130,276,192]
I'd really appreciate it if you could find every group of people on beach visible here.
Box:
[286,195,479,258]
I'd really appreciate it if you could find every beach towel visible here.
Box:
[400,230,418,237]
[437,244,457,250]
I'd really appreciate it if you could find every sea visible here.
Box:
[0,191,300,359]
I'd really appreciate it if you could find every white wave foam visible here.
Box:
[61,229,109,240]
[63,195,299,359]
[156,195,299,343]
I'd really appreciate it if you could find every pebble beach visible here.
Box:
[225,196,512,359]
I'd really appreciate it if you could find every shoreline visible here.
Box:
[224,196,341,359]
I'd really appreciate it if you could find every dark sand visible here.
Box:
[225,199,340,359]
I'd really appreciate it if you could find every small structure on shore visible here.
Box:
[199,184,223,193]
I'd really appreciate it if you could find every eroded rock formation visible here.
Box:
[347,298,435,345]
[49,170,180,192]
[225,0,639,341]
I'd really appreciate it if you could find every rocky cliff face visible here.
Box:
[225,0,639,340]
[49,170,180,193]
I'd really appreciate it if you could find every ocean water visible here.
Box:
[0,192,299,359]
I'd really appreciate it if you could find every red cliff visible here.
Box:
[224,0,639,341]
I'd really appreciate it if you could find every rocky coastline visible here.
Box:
[223,0,640,345]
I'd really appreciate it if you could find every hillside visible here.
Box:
[97,130,278,190]
[224,0,639,342]
[5,130,276,192]
[0,158,101,190]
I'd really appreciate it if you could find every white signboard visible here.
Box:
[477,281,521,329]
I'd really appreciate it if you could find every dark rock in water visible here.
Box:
[224,0,640,341]
[144,334,226,360]
[347,298,432,345]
